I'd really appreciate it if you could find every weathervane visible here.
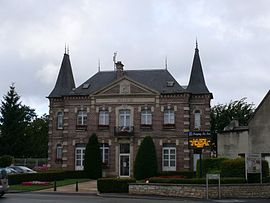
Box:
[113,52,117,70]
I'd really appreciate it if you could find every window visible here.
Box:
[56,145,63,159]
[164,109,175,124]
[119,109,131,128]
[162,145,176,171]
[194,110,201,129]
[99,110,109,126]
[57,112,63,129]
[141,109,152,125]
[100,143,109,165]
[77,111,87,125]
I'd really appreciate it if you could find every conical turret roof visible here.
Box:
[48,53,75,98]
[186,43,210,94]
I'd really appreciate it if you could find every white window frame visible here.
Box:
[56,145,63,159]
[57,112,63,129]
[194,110,201,129]
[75,147,85,171]
[164,109,175,124]
[141,109,152,125]
[100,143,109,164]
[162,147,176,171]
[99,110,109,126]
[77,111,87,125]
[119,109,131,127]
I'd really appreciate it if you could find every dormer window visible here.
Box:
[82,83,90,89]
[167,81,175,87]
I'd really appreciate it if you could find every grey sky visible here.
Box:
[0,0,269,115]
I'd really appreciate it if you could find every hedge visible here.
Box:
[8,170,87,185]
[97,178,136,193]
[196,158,228,178]
[149,177,246,184]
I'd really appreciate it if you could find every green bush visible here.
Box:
[149,177,246,184]
[134,136,158,180]
[8,170,87,185]
[157,171,194,179]
[84,133,102,179]
[97,178,136,193]
[196,158,227,178]
[220,158,245,178]
[0,155,14,167]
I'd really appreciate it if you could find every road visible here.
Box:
[1,193,270,203]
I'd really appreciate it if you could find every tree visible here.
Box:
[134,136,158,180]
[25,114,48,158]
[211,98,255,133]
[0,84,36,157]
[84,133,102,179]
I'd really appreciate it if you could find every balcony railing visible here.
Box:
[76,125,87,131]
[114,126,134,137]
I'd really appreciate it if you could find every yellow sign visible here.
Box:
[189,138,211,148]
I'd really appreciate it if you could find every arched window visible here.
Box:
[57,112,63,129]
[194,110,201,130]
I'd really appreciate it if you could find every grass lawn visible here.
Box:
[9,179,91,191]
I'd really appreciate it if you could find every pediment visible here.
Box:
[93,77,158,96]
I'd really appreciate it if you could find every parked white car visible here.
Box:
[9,166,37,174]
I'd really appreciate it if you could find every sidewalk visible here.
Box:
[36,180,97,194]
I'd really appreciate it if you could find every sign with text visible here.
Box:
[187,131,212,149]
[246,153,261,174]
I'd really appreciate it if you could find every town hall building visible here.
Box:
[47,44,212,177]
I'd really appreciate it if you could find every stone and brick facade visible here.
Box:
[47,44,212,177]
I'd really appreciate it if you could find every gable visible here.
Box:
[94,78,159,96]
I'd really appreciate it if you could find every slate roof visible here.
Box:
[186,45,210,94]
[48,54,75,98]
[73,69,184,95]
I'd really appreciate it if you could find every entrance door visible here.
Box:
[120,155,130,177]
[119,143,130,177]
[75,147,85,171]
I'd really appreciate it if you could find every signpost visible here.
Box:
[206,173,220,199]
[245,153,262,183]
[187,131,212,178]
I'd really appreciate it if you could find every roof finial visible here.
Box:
[165,56,168,70]
[98,58,101,72]
[67,44,70,55]
[64,43,67,54]
[196,38,198,50]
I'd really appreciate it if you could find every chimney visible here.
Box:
[115,61,124,78]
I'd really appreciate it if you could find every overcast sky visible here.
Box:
[0,0,269,115]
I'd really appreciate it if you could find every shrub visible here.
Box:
[84,133,102,179]
[134,136,158,180]
[220,158,245,178]
[196,158,227,178]
[0,155,14,167]
[97,178,136,193]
